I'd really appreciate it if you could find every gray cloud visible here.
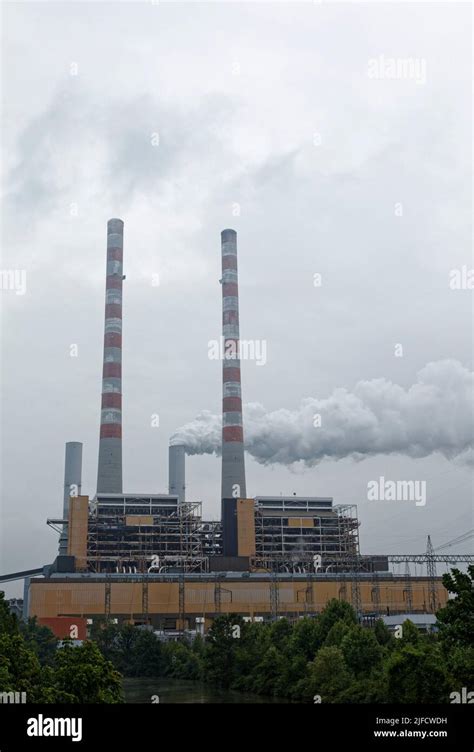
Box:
[6,83,236,224]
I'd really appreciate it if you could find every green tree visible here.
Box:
[290,617,320,660]
[203,614,243,688]
[397,619,420,647]
[279,653,308,699]
[232,621,271,691]
[0,593,56,702]
[337,673,388,704]
[324,619,352,648]
[315,599,357,646]
[445,645,474,688]
[385,643,451,703]
[53,641,123,703]
[124,629,164,677]
[89,620,121,660]
[164,639,201,680]
[341,625,382,677]
[374,618,394,648]
[0,591,124,703]
[436,566,474,647]
[251,645,287,695]
[305,646,352,703]
[0,633,43,699]
[0,630,66,702]
[20,617,58,666]
[0,592,19,636]
[268,618,292,650]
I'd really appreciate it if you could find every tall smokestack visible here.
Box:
[97,218,124,494]
[59,441,82,554]
[221,229,246,555]
[169,444,186,503]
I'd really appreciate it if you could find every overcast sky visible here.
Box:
[1,1,472,596]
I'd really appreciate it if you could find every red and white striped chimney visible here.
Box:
[221,229,247,512]
[97,218,124,494]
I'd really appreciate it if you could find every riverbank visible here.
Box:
[123,677,290,704]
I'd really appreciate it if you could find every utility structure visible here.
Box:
[220,229,247,555]
[426,535,438,613]
[169,444,186,503]
[59,441,83,554]
[270,569,280,621]
[178,574,185,636]
[97,218,124,494]
[404,561,413,613]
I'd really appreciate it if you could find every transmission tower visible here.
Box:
[270,570,280,621]
[426,535,438,613]
[404,561,413,613]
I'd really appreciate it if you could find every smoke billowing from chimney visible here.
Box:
[171,360,474,467]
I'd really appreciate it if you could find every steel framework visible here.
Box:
[404,562,413,613]
[87,498,209,573]
[270,570,280,621]
[252,503,360,573]
[178,575,185,635]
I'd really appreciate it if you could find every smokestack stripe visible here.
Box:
[97,218,124,493]
[221,228,246,501]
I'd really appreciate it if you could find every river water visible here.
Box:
[123,677,289,704]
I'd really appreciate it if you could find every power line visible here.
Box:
[435,530,474,552]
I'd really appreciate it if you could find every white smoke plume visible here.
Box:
[170,360,474,466]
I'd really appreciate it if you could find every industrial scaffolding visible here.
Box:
[87,496,210,573]
[199,520,223,558]
[252,501,360,573]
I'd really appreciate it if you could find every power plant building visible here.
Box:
[18,220,454,634]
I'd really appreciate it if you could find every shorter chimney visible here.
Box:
[169,444,186,503]
[59,442,83,554]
